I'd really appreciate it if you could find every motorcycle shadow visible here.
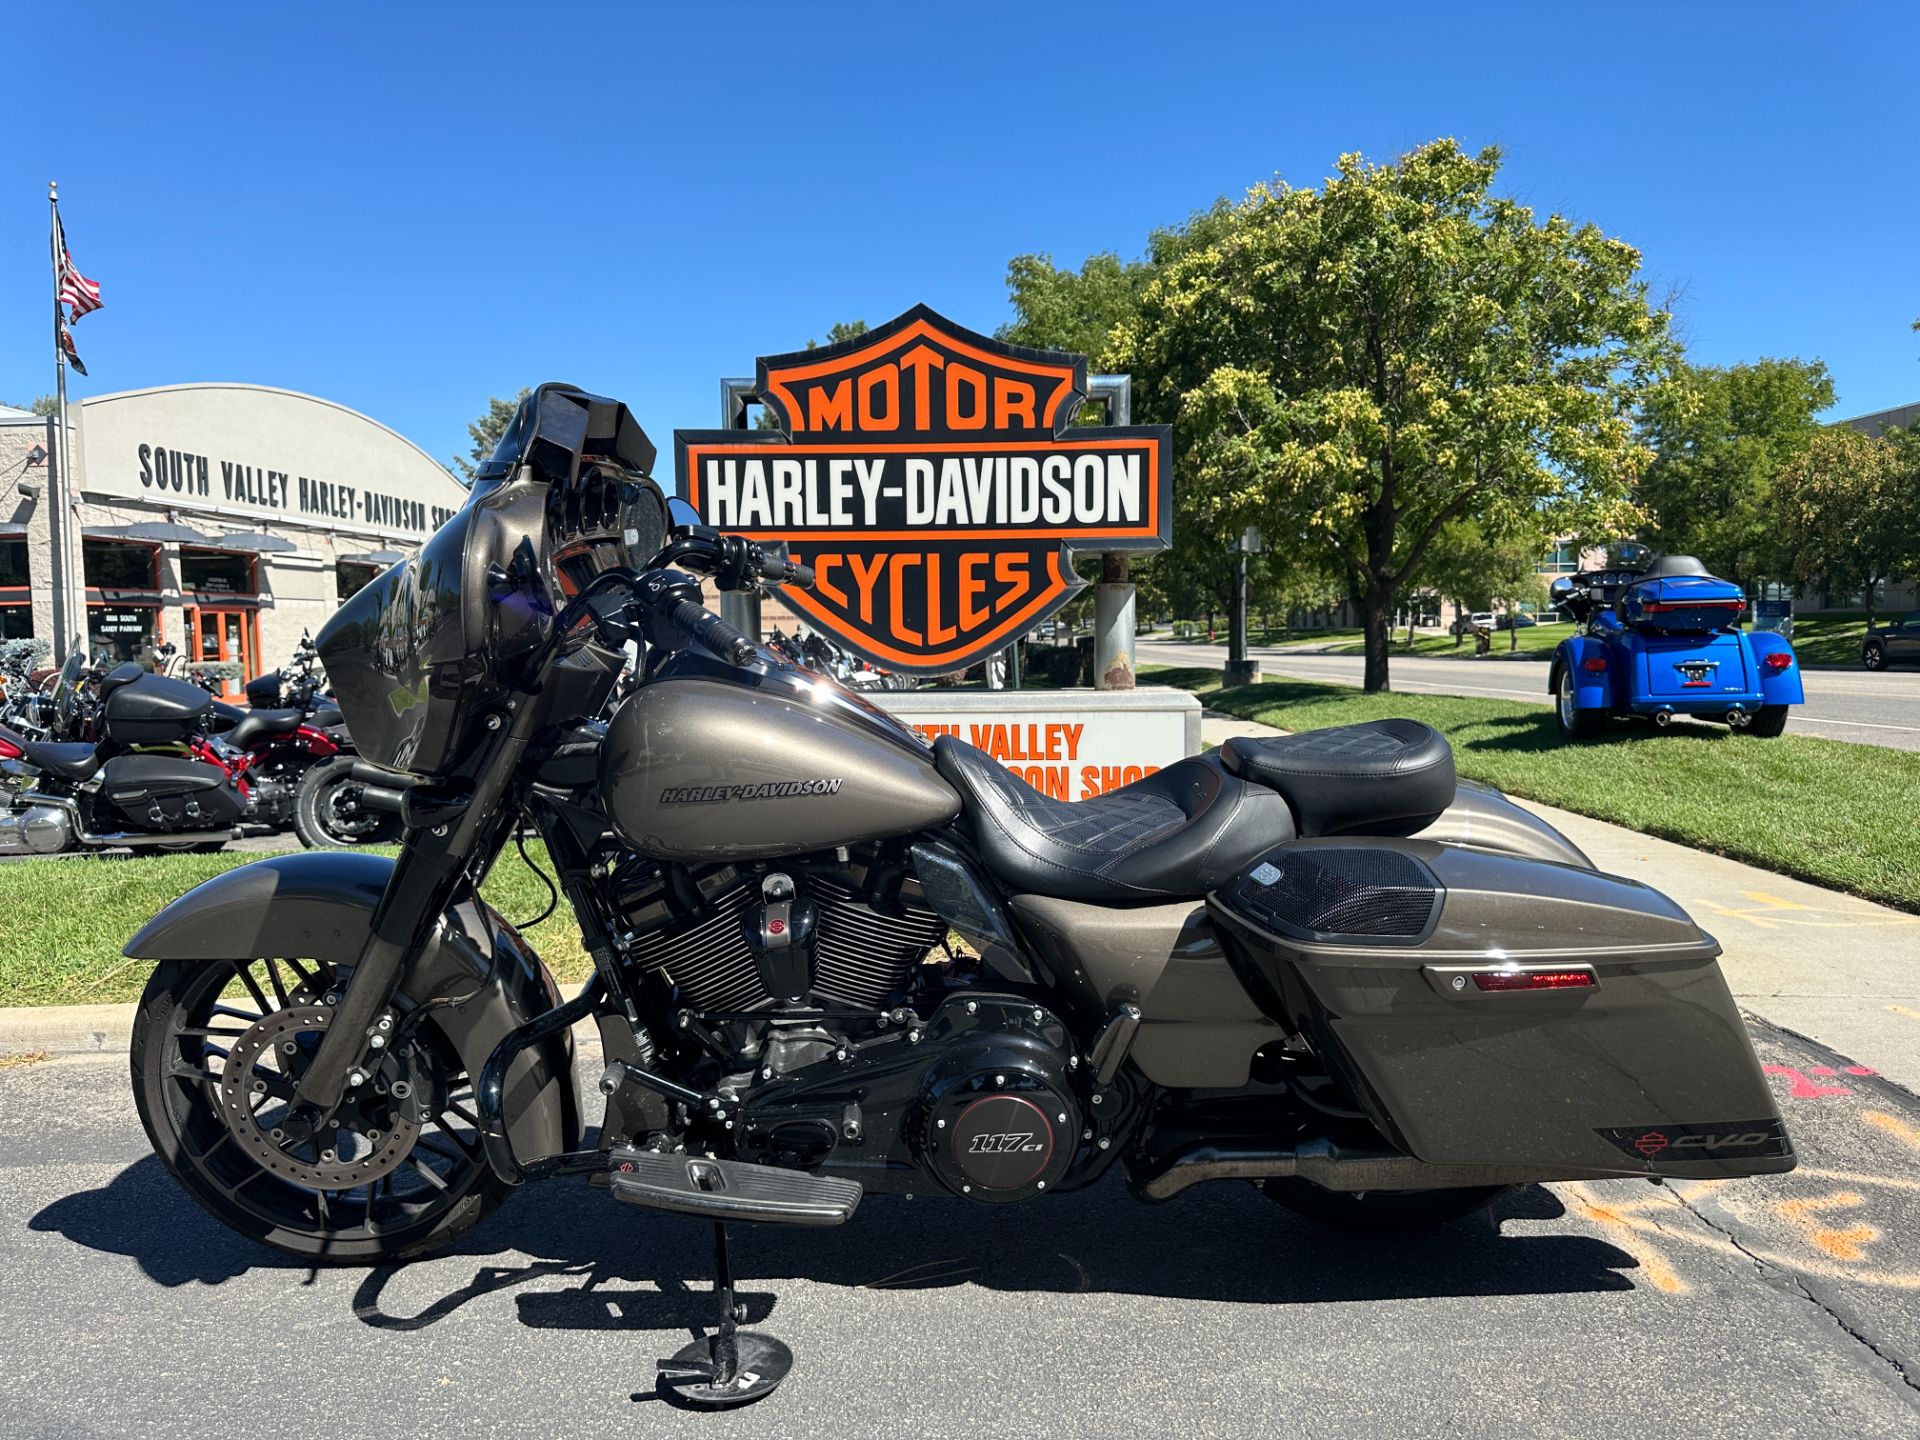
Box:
[34,1157,1650,1339]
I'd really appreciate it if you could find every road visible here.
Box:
[4,1021,1920,1438]
[1139,641,1920,751]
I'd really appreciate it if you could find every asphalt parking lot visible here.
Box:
[4,1017,1917,1438]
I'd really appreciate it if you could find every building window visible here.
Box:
[88,604,162,668]
[0,540,27,588]
[0,606,30,639]
[1543,542,1581,574]
[336,562,381,599]
[179,548,256,597]
[84,538,159,591]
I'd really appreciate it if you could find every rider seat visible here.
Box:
[932,737,1293,902]
[227,708,304,749]
[20,739,104,782]
[1218,720,1455,837]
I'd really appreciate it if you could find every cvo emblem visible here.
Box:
[675,305,1173,674]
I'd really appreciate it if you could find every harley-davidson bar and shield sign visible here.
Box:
[674,305,1173,674]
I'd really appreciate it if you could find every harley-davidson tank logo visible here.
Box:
[659,779,845,804]
[675,305,1173,674]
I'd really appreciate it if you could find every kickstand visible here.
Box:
[654,1222,792,1409]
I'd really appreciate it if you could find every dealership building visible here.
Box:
[0,384,465,695]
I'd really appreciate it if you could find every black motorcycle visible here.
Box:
[123,386,1791,1408]
[0,652,256,855]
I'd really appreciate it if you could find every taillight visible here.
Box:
[1472,968,1596,992]
[1762,651,1793,672]
[1582,655,1607,673]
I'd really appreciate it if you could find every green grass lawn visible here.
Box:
[0,843,592,1008]
[1785,612,1870,668]
[1142,665,1920,914]
[1279,622,1575,660]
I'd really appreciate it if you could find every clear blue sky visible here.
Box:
[5,2,1916,471]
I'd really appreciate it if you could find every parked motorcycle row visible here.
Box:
[0,633,401,856]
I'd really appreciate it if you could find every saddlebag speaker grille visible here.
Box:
[1226,847,1441,945]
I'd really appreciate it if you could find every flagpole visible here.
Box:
[48,181,81,664]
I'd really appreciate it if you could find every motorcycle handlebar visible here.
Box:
[664,597,758,668]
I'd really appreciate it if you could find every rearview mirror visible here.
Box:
[1548,576,1574,603]
[667,495,701,529]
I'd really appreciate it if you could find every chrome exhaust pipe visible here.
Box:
[1130,1138,1559,1202]
[1653,709,1673,727]
[1726,707,1748,728]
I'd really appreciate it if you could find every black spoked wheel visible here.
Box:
[130,955,507,1264]
[295,756,402,849]
[1261,1178,1513,1230]
[1862,642,1886,671]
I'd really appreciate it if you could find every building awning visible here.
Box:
[0,522,25,539]
[209,531,299,553]
[84,522,213,544]
[339,550,407,566]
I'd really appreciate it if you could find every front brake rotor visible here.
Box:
[217,1005,421,1190]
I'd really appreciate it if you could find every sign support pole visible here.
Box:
[716,378,763,644]
[1089,375,1136,691]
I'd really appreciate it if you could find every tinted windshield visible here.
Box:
[52,651,86,723]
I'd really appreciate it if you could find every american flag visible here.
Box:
[54,214,101,322]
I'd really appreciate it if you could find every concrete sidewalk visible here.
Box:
[8,719,1920,1095]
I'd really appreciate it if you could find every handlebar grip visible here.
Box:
[666,597,758,667]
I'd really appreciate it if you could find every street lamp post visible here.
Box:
[1225,525,1261,688]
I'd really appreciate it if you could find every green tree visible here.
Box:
[1637,358,1834,589]
[1774,426,1915,624]
[6,397,57,417]
[999,252,1151,368]
[450,388,530,483]
[1416,518,1550,648]
[1117,140,1670,691]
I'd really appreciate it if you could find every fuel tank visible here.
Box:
[598,667,961,861]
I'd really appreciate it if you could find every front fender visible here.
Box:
[123,851,581,1163]
[1745,631,1806,706]
[1549,636,1613,712]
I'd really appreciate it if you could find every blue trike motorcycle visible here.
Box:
[1547,554,1803,741]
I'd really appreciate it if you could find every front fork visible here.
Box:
[289,702,540,1118]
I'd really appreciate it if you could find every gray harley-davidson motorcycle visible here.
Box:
[125,385,1791,1408]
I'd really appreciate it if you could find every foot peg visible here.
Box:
[608,1146,861,1226]
[654,1223,793,1410]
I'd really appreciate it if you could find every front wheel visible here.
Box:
[1742,705,1789,738]
[130,954,506,1263]
[295,756,402,848]
[1261,1178,1512,1229]
[1863,641,1886,671]
[1554,666,1607,741]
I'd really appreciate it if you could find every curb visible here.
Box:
[0,1003,134,1057]
[0,983,595,1059]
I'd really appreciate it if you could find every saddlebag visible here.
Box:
[1208,837,1792,1180]
[99,755,244,830]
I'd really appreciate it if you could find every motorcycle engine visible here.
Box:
[613,853,948,1016]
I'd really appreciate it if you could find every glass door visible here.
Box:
[188,608,255,700]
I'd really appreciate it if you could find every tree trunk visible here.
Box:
[1406,610,1416,647]
[1361,588,1392,692]
[1509,610,1519,651]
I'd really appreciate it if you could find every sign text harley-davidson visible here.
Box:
[675,305,1172,674]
